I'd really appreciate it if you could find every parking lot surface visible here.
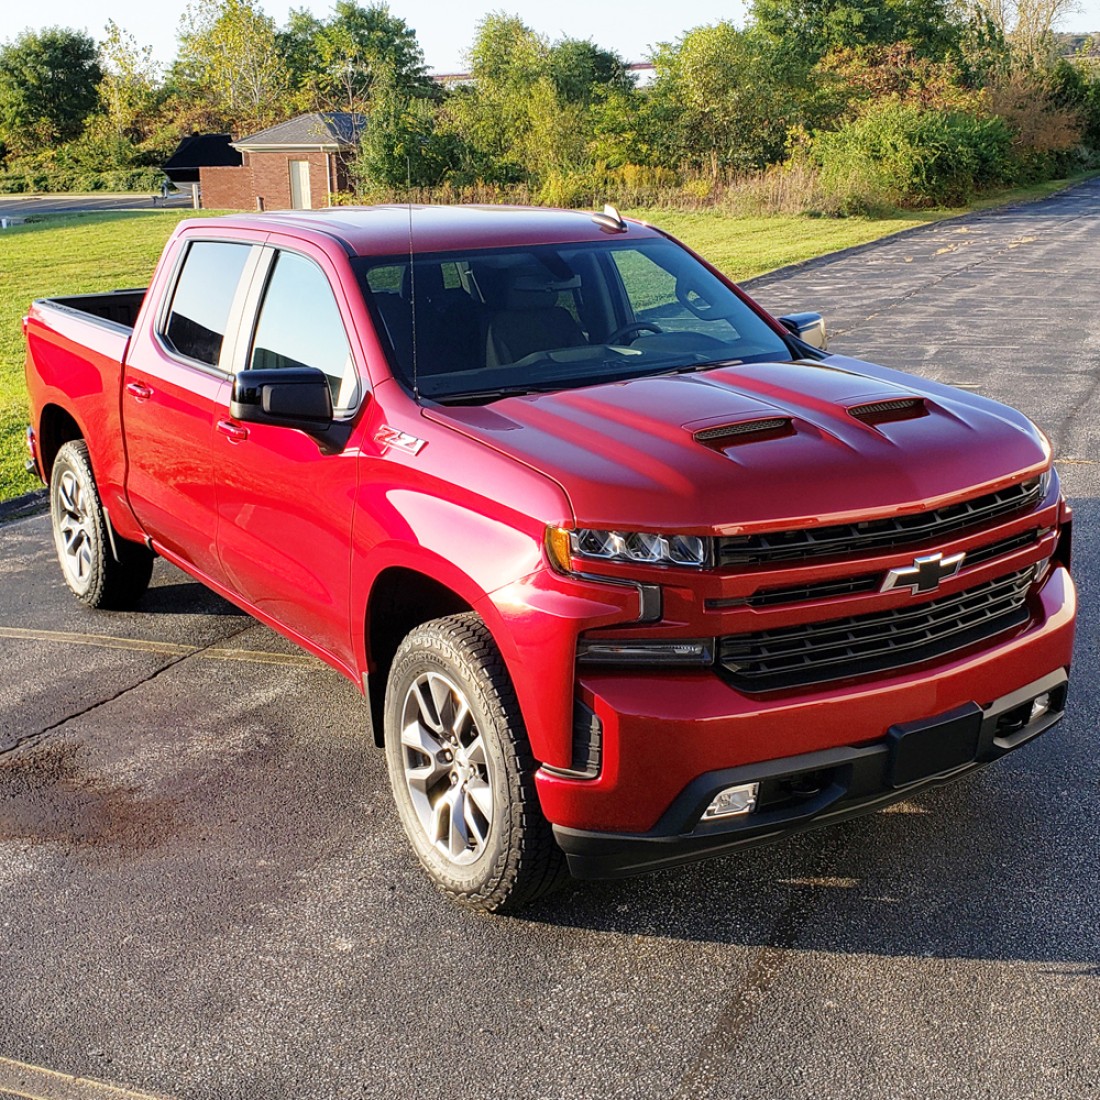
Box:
[1,180,1098,1100]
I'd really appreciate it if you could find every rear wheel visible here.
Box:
[383,612,568,912]
[50,440,154,609]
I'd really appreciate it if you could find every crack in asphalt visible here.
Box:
[670,834,852,1099]
[0,621,256,758]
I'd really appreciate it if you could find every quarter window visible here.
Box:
[249,252,360,413]
[163,241,252,367]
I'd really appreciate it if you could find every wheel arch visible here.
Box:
[364,566,477,745]
[37,403,84,483]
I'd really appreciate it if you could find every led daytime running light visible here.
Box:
[564,528,708,568]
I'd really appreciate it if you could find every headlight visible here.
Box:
[1039,466,1055,500]
[547,526,709,570]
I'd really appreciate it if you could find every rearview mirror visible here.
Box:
[779,312,828,351]
[230,368,333,434]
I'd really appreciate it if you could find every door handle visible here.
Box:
[216,419,250,443]
[126,381,153,400]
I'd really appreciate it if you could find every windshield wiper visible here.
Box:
[433,383,552,405]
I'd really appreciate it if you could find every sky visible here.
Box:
[6,0,1100,72]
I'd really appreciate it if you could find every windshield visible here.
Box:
[355,238,794,403]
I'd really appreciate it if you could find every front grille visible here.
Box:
[719,568,1033,692]
[726,527,1043,610]
[717,478,1042,566]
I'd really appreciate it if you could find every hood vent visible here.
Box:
[848,397,927,425]
[693,417,791,447]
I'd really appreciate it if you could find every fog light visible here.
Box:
[1030,692,1052,722]
[702,782,759,820]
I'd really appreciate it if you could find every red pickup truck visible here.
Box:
[24,206,1075,911]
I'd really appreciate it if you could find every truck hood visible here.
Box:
[425,357,1050,532]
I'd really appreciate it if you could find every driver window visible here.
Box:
[249,251,361,413]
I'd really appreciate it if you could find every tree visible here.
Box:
[0,27,102,155]
[750,0,965,62]
[972,0,1083,67]
[442,16,639,188]
[355,69,455,189]
[284,2,430,113]
[444,14,550,183]
[96,21,162,142]
[176,0,289,132]
[646,23,804,174]
[548,39,633,106]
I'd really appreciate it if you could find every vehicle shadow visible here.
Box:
[518,762,1099,971]
[139,578,246,617]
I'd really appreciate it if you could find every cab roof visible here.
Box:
[182,204,664,257]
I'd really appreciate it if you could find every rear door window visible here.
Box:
[162,241,252,368]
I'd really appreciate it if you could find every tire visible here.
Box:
[50,439,154,610]
[383,612,568,912]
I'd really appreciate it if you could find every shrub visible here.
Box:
[990,66,1087,178]
[0,166,164,194]
[811,101,1015,208]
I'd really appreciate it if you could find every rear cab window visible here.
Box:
[161,240,253,368]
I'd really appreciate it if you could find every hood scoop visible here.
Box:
[847,397,927,426]
[693,416,793,448]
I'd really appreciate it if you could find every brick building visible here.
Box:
[198,112,364,212]
[163,133,242,189]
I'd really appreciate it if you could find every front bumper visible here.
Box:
[555,668,1068,879]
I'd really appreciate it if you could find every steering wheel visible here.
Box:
[607,321,664,345]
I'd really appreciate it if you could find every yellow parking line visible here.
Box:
[0,1057,174,1100]
[0,626,191,657]
[0,626,318,670]
[204,645,318,668]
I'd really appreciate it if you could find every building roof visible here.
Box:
[233,112,365,153]
[162,134,242,182]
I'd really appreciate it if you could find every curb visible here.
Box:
[0,488,47,523]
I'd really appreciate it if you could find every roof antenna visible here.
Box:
[407,154,419,400]
[591,203,627,233]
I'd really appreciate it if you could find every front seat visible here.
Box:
[484,267,587,367]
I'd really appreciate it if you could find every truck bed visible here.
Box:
[39,289,147,332]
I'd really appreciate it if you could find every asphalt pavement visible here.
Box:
[0,191,196,221]
[1,180,1098,1100]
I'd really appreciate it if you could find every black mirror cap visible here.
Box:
[231,367,334,430]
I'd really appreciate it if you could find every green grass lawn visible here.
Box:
[0,210,198,501]
[0,173,1092,502]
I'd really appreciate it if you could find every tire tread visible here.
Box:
[386,612,569,913]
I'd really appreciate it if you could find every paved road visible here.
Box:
[1,182,1098,1100]
[0,192,195,220]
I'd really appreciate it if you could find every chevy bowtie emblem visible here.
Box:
[881,551,965,595]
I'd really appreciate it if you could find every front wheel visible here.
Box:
[50,440,154,609]
[383,613,567,912]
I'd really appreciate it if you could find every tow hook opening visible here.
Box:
[994,684,1067,741]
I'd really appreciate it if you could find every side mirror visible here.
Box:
[230,368,333,435]
[779,312,828,351]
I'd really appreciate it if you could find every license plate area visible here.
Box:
[888,704,983,788]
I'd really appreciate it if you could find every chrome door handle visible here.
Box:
[126,381,153,400]
[216,419,250,443]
